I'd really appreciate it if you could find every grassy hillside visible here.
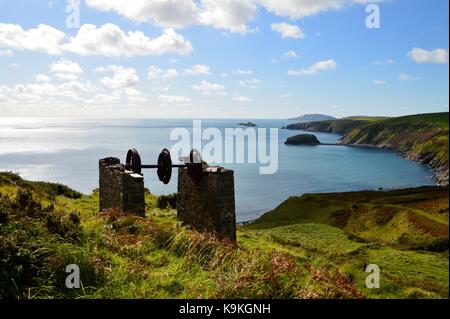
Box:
[246,187,449,298]
[285,112,449,185]
[1,172,448,299]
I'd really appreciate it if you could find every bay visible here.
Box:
[0,118,434,222]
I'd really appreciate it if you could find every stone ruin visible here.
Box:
[99,156,236,242]
[177,165,236,242]
[99,157,145,217]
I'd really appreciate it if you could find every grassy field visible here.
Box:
[0,172,448,299]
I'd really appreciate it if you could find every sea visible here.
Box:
[0,118,435,222]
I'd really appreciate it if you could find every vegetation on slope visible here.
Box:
[285,112,449,185]
[246,187,449,298]
[1,173,448,299]
[0,173,362,299]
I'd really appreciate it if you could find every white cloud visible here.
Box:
[0,23,66,55]
[192,80,226,95]
[50,59,83,75]
[60,80,97,94]
[152,86,170,92]
[198,0,258,34]
[49,59,84,81]
[54,73,81,81]
[238,78,261,88]
[148,64,212,79]
[183,64,212,75]
[0,79,99,108]
[271,22,305,39]
[0,49,13,56]
[148,66,180,80]
[283,50,299,59]
[233,69,253,75]
[1,23,193,57]
[408,48,449,64]
[84,0,377,35]
[373,80,386,85]
[85,0,199,28]
[62,24,193,57]
[288,59,337,76]
[96,65,140,89]
[86,0,257,34]
[36,74,51,83]
[158,94,192,104]
[0,74,149,113]
[398,73,418,81]
[373,58,395,65]
[259,0,380,20]
[232,95,252,102]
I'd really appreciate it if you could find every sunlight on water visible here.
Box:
[0,118,434,222]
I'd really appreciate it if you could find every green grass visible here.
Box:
[1,172,448,299]
[242,186,449,298]
[248,187,449,250]
[344,116,389,122]
[383,112,449,129]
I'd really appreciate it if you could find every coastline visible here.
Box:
[284,116,449,187]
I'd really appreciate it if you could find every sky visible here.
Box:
[0,0,448,119]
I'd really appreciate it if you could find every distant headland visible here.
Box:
[287,114,336,122]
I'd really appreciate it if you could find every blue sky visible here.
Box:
[0,0,448,118]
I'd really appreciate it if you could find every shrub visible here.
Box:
[46,211,82,241]
[34,182,83,199]
[157,193,177,209]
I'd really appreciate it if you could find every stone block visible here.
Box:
[99,157,145,216]
[177,165,236,242]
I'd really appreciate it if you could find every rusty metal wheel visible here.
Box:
[126,148,142,174]
[157,148,173,184]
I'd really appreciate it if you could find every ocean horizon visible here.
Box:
[0,117,435,222]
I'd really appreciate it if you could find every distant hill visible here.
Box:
[285,112,449,185]
[288,114,336,122]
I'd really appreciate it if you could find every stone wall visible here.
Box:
[99,157,145,216]
[177,166,236,242]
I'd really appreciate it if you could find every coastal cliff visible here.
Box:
[286,113,449,185]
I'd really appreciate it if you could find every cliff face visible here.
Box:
[286,113,449,185]
[286,119,365,135]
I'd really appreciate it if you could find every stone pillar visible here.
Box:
[177,166,236,242]
[99,157,145,216]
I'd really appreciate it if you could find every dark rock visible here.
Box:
[285,134,321,145]
[238,122,257,127]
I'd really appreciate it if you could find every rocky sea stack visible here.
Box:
[238,122,257,127]
[285,134,321,145]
